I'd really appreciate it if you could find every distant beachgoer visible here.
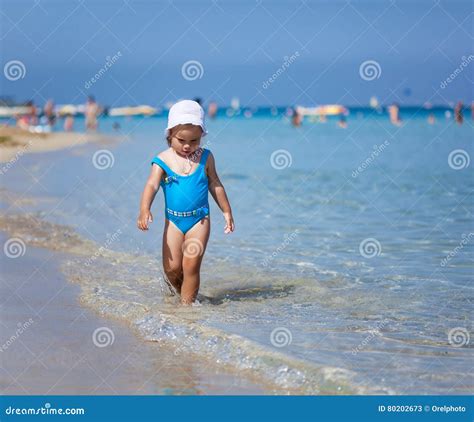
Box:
[454,101,463,125]
[16,115,29,131]
[112,122,121,131]
[85,96,99,131]
[26,100,38,126]
[208,102,218,119]
[44,99,56,127]
[388,104,401,126]
[64,114,74,132]
[337,115,347,128]
[428,113,435,124]
[291,108,302,127]
[137,100,234,305]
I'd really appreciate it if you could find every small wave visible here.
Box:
[67,257,375,394]
[221,173,248,180]
[135,313,365,394]
[295,261,316,267]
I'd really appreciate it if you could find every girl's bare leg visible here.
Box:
[181,217,210,304]
[162,219,185,294]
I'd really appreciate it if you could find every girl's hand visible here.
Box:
[223,212,234,234]
[137,210,153,231]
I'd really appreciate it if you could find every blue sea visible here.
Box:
[1,107,473,394]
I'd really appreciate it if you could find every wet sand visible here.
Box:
[0,127,119,163]
[0,231,266,394]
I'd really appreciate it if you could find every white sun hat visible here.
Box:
[165,100,208,137]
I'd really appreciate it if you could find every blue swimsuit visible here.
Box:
[151,148,211,234]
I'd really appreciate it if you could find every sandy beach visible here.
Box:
[0,228,268,395]
[0,127,119,164]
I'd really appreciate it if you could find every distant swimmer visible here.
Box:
[291,108,302,127]
[208,102,218,119]
[454,101,463,125]
[428,113,435,124]
[85,96,99,131]
[64,114,74,132]
[337,115,347,128]
[388,103,402,126]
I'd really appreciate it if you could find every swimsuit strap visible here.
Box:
[151,156,175,175]
[198,148,210,167]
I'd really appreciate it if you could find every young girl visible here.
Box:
[137,100,234,305]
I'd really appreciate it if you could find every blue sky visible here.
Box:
[1,0,472,107]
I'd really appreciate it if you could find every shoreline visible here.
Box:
[0,229,268,395]
[0,210,371,395]
[0,127,121,164]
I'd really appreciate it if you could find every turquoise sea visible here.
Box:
[1,107,472,394]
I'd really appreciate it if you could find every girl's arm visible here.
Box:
[137,163,163,231]
[207,152,235,234]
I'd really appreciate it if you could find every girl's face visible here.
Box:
[169,125,202,156]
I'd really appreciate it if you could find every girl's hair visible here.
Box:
[166,124,203,146]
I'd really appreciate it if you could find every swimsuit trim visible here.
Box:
[166,205,209,218]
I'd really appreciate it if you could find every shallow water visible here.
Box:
[1,110,473,394]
